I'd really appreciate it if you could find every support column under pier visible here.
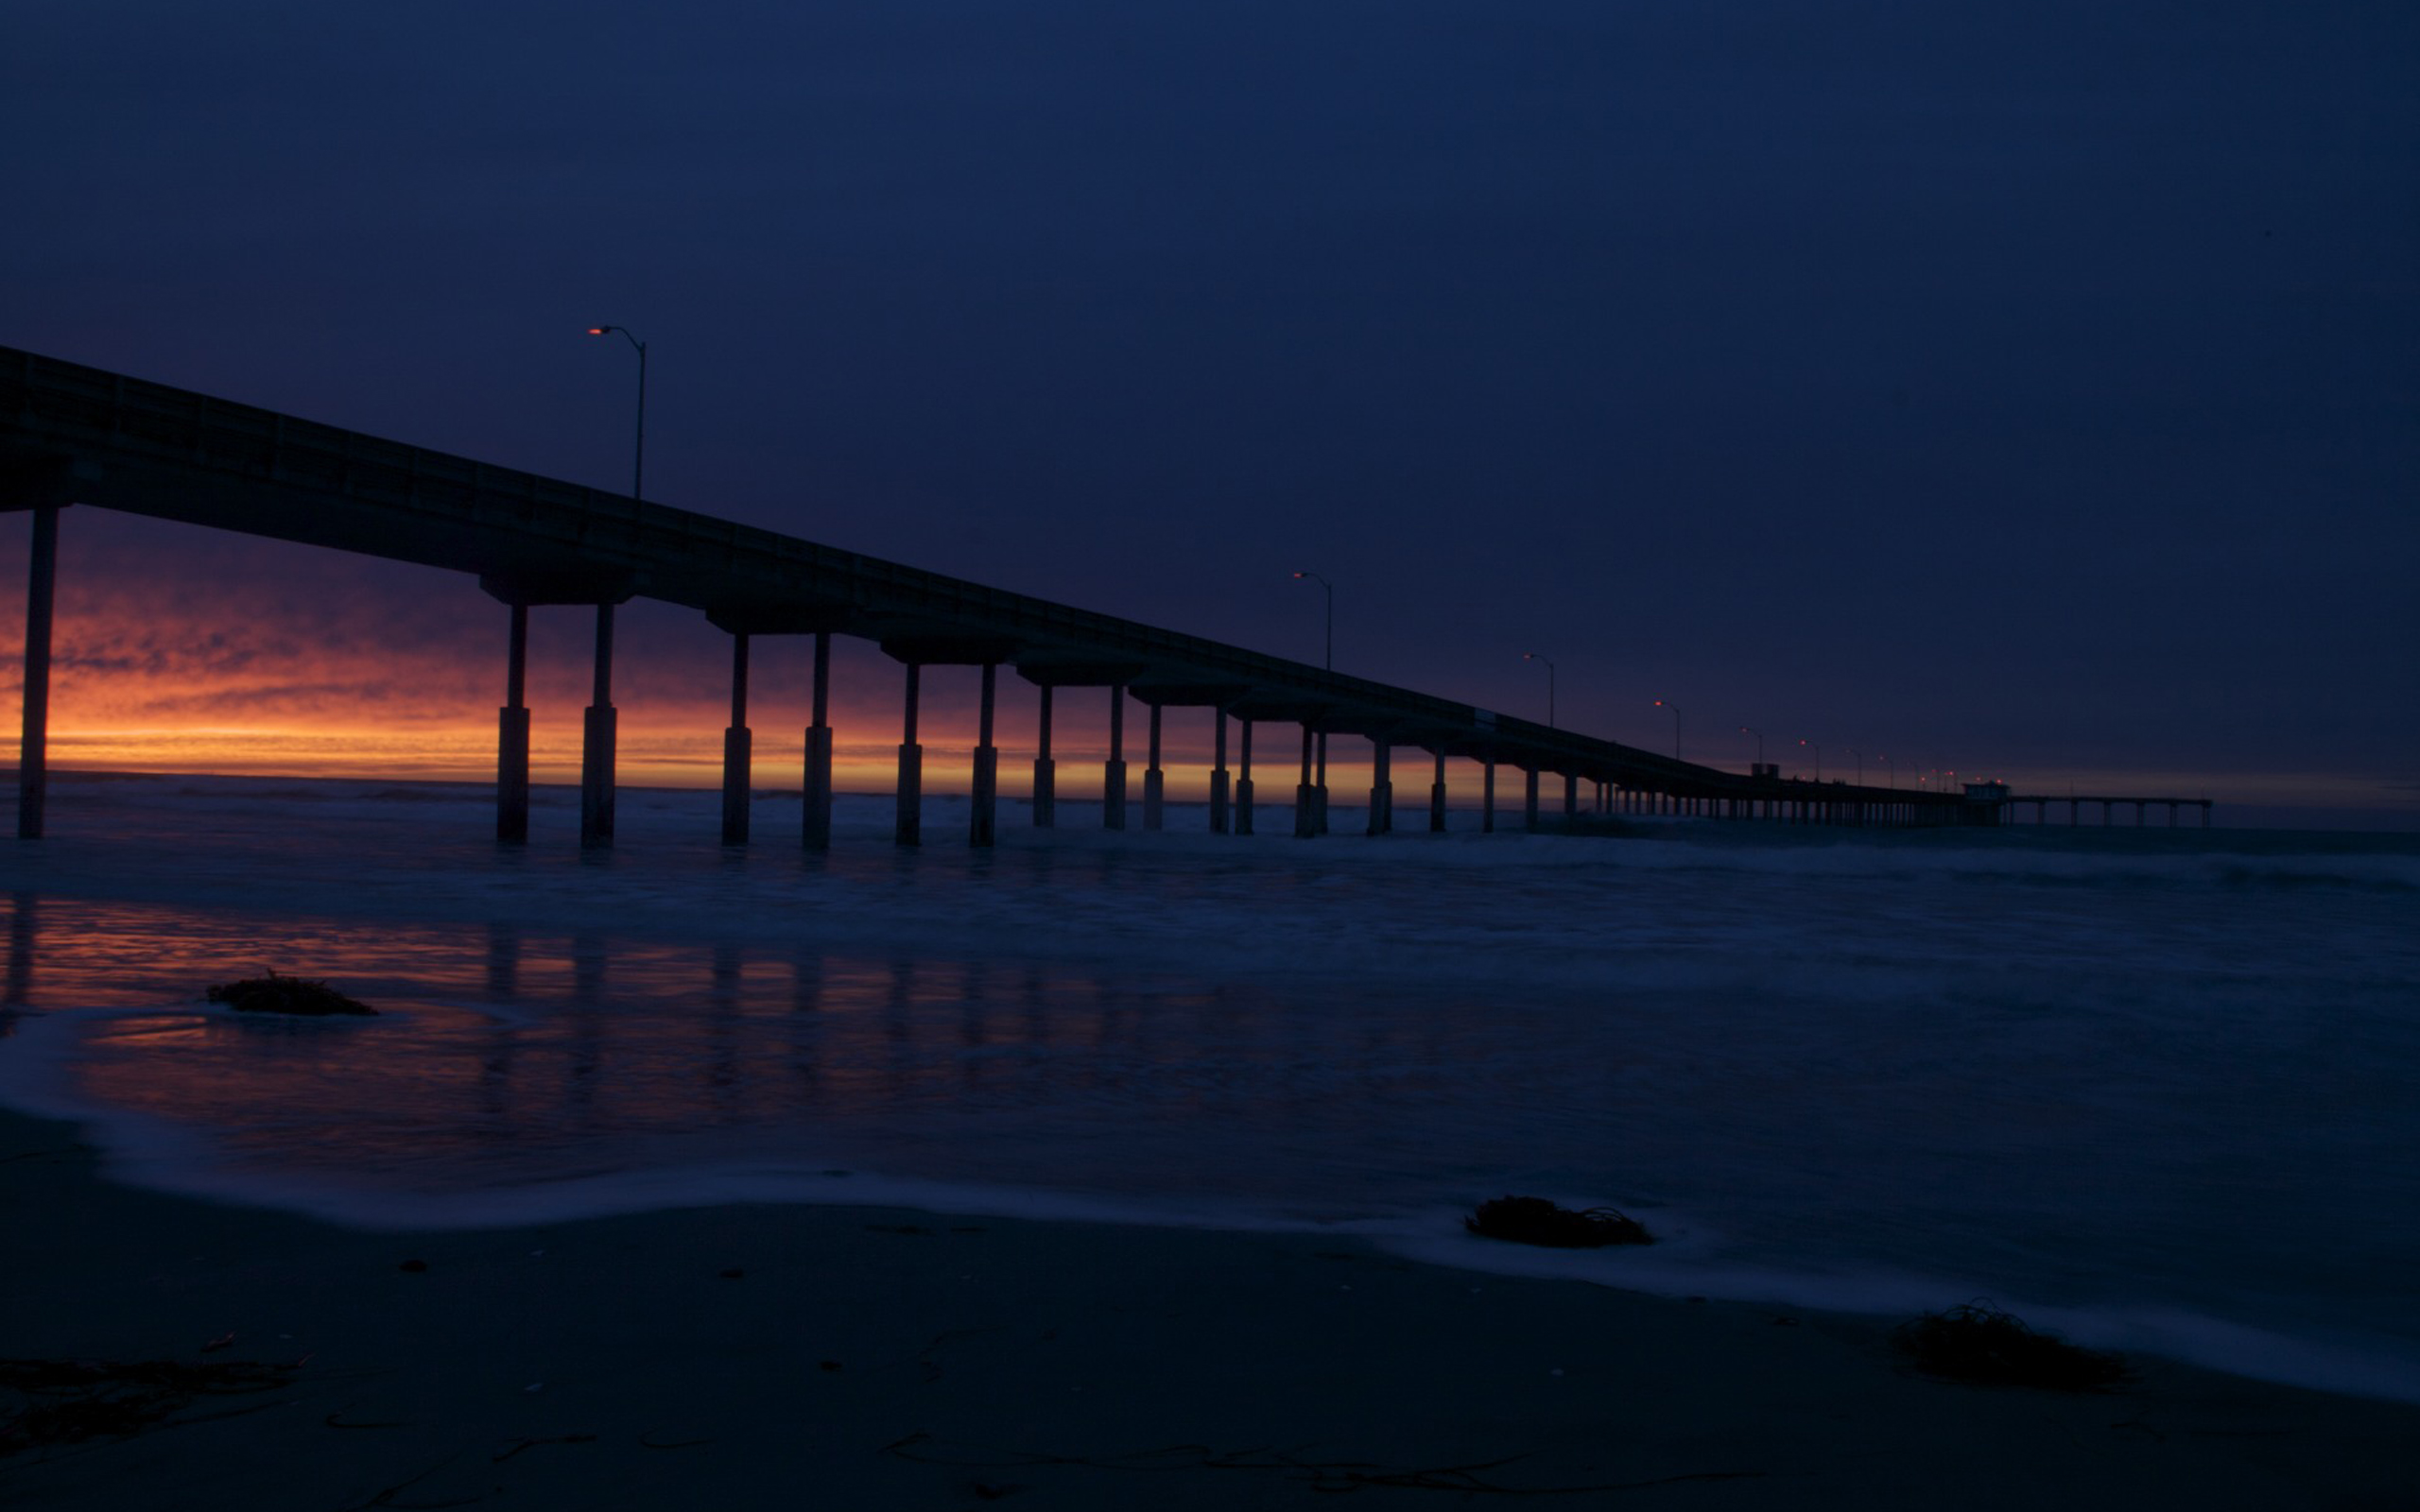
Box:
[579,604,617,849]
[803,631,834,850]
[1143,703,1164,831]
[1481,757,1495,833]
[1103,685,1128,831]
[721,632,752,846]
[1032,686,1057,828]
[495,602,529,844]
[1367,737,1392,835]
[1313,730,1329,835]
[1235,719,1255,835]
[1209,711,1230,834]
[1429,748,1447,833]
[895,662,923,847]
[15,506,59,841]
[1524,766,1540,832]
[1293,724,1318,838]
[1563,771,1577,820]
[970,662,998,848]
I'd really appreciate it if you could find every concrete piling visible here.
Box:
[721,631,751,846]
[579,603,616,849]
[803,630,834,850]
[895,662,923,847]
[15,506,58,841]
[1103,684,1128,831]
[495,601,529,844]
[1210,709,1230,833]
[1313,730,1329,834]
[1143,702,1164,831]
[1235,718,1255,835]
[971,662,998,848]
[1032,685,1057,828]
[1367,737,1392,835]
[1294,724,1318,838]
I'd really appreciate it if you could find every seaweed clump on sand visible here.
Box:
[1893,1301,2131,1391]
[1464,1195,1653,1247]
[0,1356,302,1455]
[204,971,376,1017]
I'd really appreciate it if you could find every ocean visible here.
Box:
[4,772,2416,1404]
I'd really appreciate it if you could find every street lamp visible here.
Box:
[1739,725,1763,769]
[1289,571,1333,670]
[1845,747,1862,785]
[1653,699,1681,762]
[584,325,648,501]
[1877,753,1894,788]
[1799,737,1821,782]
[1523,652,1556,729]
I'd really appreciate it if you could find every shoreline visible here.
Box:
[7,1108,2418,1508]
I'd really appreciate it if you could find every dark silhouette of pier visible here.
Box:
[2006,794,2214,828]
[4,345,2187,845]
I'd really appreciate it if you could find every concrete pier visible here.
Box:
[1032,685,1057,828]
[1563,771,1577,819]
[721,631,752,846]
[970,662,998,848]
[895,662,923,847]
[1235,718,1255,835]
[1103,685,1128,831]
[1429,747,1447,833]
[1210,710,1230,833]
[1523,765,1540,832]
[1482,756,1496,834]
[1143,703,1164,831]
[15,505,58,841]
[1294,725,1318,838]
[803,631,833,850]
[579,603,616,849]
[5,344,2042,850]
[495,603,530,844]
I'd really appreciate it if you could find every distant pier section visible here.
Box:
[4,345,2205,845]
[2005,793,2214,828]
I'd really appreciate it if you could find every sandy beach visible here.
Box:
[6,1108,2416,1510]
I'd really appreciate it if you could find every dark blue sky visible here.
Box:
[6,2,2416,819]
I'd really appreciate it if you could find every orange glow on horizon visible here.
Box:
[2,509,2411,820]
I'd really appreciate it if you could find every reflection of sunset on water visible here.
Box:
[4,892,1340,1200]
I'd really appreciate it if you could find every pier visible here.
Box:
[4,346,2197,844]
[2005,794,2214,828]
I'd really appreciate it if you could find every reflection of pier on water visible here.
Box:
[0,894,1429,1182]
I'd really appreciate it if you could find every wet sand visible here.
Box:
[5,1107,2416,1510]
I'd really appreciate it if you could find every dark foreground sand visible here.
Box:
[5,1108,2415,1511]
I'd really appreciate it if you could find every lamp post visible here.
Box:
[584,325,648,500]
[1653,699,1681,761]
[1289,571,1333,671]
[1739,725,1763,770]
[1845,747,1862,785]
[1799,738,1821,782]
[1523,652,1555,729]
[1878,753,1894,788]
